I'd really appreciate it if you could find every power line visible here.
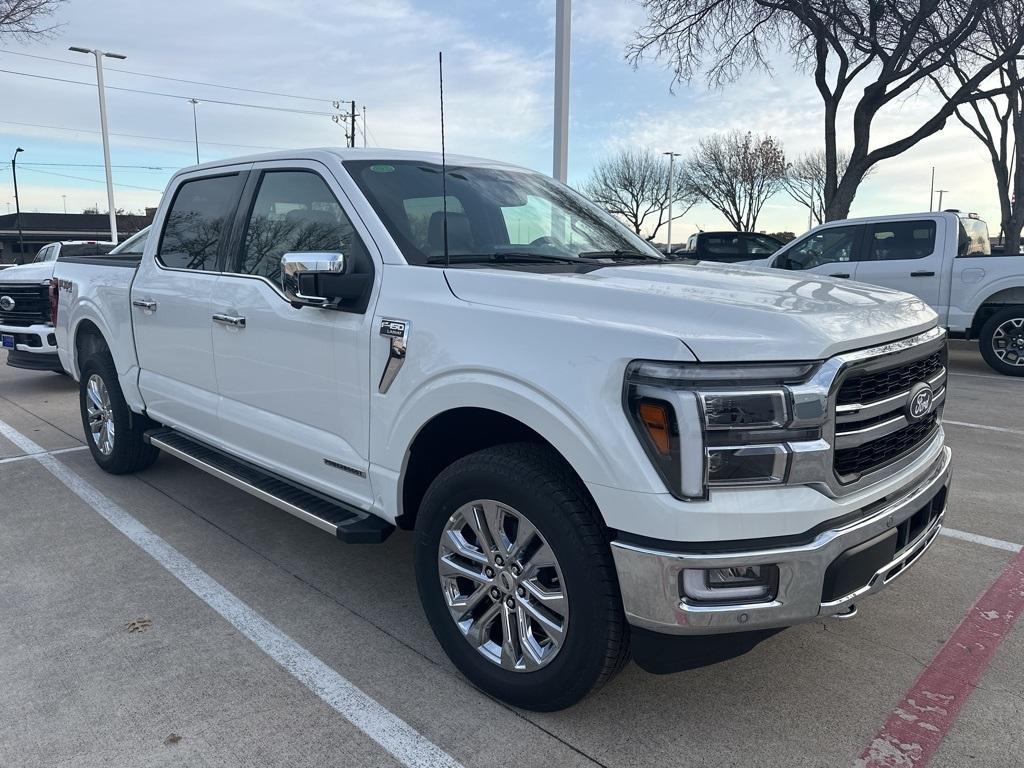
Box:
[20,162,173,170]
[0,118,288,152]
[17,166,164,193]
[0,48,342,104]
[0,67,338,116]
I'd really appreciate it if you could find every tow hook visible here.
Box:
[830,604,858,620]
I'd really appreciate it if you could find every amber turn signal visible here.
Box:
[638,402,671,455]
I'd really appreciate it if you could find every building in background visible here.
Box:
[0,212,153,264]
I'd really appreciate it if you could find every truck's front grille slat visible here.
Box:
[0,283,50,326]
[831,340,946,483]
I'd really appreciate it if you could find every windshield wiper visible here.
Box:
[426,251,580,265]
[577,249,662,261]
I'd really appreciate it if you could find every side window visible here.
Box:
[704,235,741,257]
[33,245,53,263]
[743,235,781,256]
[157,174,244,271]
[778,226,860,270]
[869,220,936,261]
[237,170,370,282]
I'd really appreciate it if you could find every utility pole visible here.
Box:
[188,99,200,164]
[662,151,680,254]
[70,46,126,243]
[362,106,367,147]
[62,194,67,214]
[350,101,357,149]
[929,166,935,211]
[552,0,571,183]
[11,147,24,261]
[937,189,949,210]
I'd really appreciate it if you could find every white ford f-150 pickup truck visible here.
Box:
[54,149,952,710]
[750,211,1024,375]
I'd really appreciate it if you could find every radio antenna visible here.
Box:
[439,51,450,267]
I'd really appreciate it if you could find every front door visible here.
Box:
[211,162,378,509]
[132,168,248,443]
[771,224,864,279]
[852,218,946,312]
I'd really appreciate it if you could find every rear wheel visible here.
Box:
[78,349,159,474]
[414,443,629,711]
[979,308,1024,376]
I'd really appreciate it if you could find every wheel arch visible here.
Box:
[968,285,1024,339]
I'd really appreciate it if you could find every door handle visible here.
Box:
[132,299,157,311]
[910,271,935,277]
[212,313,246,328]
[829,272,851,278]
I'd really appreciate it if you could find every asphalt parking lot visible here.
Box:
[0,340,1021,768]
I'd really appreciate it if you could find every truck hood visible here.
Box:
[444,262,937,362]
[0,261,54,283]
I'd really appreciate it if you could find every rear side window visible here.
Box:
[958,218,991,257]
[158,174,244,271]
[869,221,936,261]
[704,235,741,256]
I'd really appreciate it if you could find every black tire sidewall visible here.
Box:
[415,448,620,710]
[79,354,140,472]
[980,308,1024,377]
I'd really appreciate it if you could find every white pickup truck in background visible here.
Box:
[752,211,1024,375]
[53,148,951,710]
[0,233,147,371]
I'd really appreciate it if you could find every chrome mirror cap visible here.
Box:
[280,251,345,303]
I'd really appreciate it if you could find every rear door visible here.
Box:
[852,218,946,311]
[770,224,865,278]
[210,161,378,508]
[132,167,249,443]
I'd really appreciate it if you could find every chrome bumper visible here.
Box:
[611,446,952,635]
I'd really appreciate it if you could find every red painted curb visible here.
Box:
[855,547,1024,767]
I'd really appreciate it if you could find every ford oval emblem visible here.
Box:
[0,296,14,312]
[906,382,933,422]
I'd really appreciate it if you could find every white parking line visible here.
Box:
[944,419,1024,437]
[939,527,1022,554]
[0,419,463,768]
[0,445,87,465]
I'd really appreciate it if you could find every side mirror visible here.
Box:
[280,251,372,311]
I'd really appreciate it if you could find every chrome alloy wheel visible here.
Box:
[85,374,115,455]
[438,500,569,671]
[992,317,1024,367]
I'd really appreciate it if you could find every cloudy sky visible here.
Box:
[0,0,1005,239]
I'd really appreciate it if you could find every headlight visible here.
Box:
[624,360,822,499]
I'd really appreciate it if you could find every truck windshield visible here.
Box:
[345,160,664,266]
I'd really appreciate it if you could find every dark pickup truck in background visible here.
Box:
[678,231,783,263]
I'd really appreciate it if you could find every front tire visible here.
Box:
[979,308,1024,376]
[414,443,629,711]
[78,349,160,474]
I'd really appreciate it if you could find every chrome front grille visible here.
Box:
[832,341,947,483]
[0,282,50,327]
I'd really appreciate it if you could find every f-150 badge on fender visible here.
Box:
[378,318,409,393]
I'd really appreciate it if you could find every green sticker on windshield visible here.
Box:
[370,164,396,173]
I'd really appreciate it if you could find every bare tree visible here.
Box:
[582,147,697,239]
[685,131,786,231]
[783,150,872,226]
[0,0,65,40]
[628,0,1024,221]
[936,9,1024,255]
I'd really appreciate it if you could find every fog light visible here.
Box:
[682,565,778,602]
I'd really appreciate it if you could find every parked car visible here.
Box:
[0,231,148,371]
[748,211,1024,375]
[677,231,783,263]
[53,149,950,710]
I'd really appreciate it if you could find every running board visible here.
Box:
[144,427,394,544]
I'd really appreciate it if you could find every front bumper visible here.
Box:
[1,322,60,370]
[611,446,952,635]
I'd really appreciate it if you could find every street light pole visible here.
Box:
[11,147,24,262]
[70,46,126,244]
[552,0,571,183]
[662,151,680,254]
[937,189,949,210]
[188,99,200,164]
